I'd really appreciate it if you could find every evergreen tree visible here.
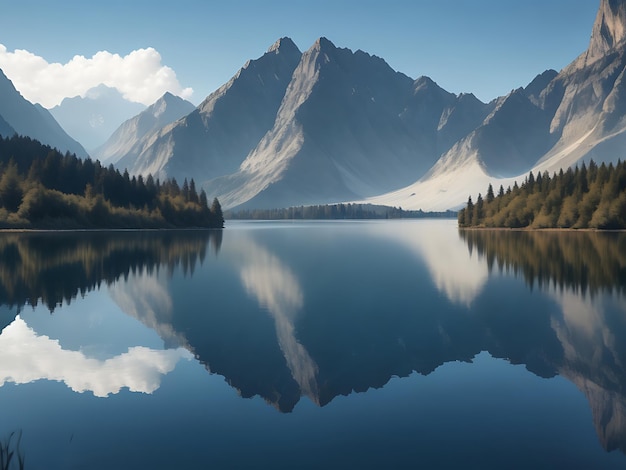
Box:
[189,179,199,204]
[182,178,190,202]
[199,189,209,210]
[211,197,224,228]
[486,184,495,203]
[473,193,484,224]
[466,196,474,226]
[0,160,23,212]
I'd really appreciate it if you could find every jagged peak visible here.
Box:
[312,37,337,51]
[267,37,301,55]
[524,69,558,99]
[483,87,530,123]
[588,0,626,61]
[143,92,193,119]
[457,92,483,105]
[240,37,301,72]
[413,75,441,91]
[415,75,436,86]
[151,91,181,108]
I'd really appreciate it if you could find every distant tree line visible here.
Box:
[227,203,456,220]
[0,135,224,229]
[458,159,626,229]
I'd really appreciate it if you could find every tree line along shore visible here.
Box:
[0,135,224,229]
[458,159,626,230]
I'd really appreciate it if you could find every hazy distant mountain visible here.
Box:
[0,68,88,158]
[94,92,195,165]
[118,37,302,184]
[49,85,146,153]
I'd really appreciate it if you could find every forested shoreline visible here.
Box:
[458,160,626,229]
[0,135,224,229]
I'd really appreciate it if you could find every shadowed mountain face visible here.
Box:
[0,69,88,158]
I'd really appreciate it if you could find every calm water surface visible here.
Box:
[0,220,625,469]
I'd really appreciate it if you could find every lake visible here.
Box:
[0,220,625,469]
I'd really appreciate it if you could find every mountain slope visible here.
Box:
[118,37,302,184]
[94,92,195,165]
[0,69,88,158]
[49,85,146,153]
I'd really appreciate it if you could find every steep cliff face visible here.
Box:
[587,0,626,64]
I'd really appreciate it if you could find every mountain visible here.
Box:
[117,37,302,184]
[0,68,88,158]
[370,0,626,211]
[94,92,195,165]
[49,85,146,153]
[205,38,491,209]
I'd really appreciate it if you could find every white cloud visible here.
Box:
[0,316,192,397]
[0,44,194,108]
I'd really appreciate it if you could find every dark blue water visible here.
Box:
[0,220,625,469]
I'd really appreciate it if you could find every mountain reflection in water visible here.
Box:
[0,222,625,460]
[459,229,626,453]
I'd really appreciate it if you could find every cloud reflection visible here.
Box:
[0,316,191,397]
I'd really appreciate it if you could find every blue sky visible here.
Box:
[0,0,600,107]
